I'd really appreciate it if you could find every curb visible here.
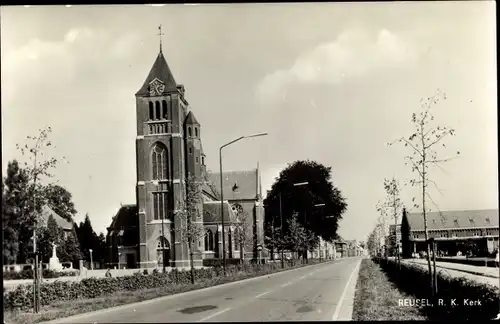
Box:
[38,259,342,324]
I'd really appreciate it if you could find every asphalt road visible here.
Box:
[44,257,362,323]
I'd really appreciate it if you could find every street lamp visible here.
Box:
[220,132,268,275]
[89,249,93,271]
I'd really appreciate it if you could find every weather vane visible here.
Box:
[158,24,164,52]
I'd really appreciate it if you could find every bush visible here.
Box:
[374,258,499,320]
[3,269,79,280]
[3,258,331,311]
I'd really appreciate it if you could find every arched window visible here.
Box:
[205,229,214,251]
[156,236,170,267]
[162,100,168,119]
[155,101,161,120]
[188,127,192,137]
[189,147,192,154]
[152,143,168,180]
[195,128,198,137]
[149,102,154,120]
[201,156,205,165]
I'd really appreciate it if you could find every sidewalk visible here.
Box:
[406,258,499,278]
[402,259,499,288]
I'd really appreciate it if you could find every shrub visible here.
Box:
[3,258,330,311]
[374,258,499,320]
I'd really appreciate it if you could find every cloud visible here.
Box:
[2,27,140,104]
[256,28,417,106]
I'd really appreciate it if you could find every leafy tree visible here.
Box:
[44,184,77,223]
[2,160,39,263]
[284,214,307,262]
[175,174,205,283]
[264,160,347,246]
[2,179,20,264]
[58,232,83,266]
[388,90,459,295]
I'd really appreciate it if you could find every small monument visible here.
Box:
[48,243,63,272]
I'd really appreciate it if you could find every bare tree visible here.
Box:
[388,89,459,295]
[376,178,404,265]
[232,206,252,264]
[15,126,66,313]
[174,174,205,284]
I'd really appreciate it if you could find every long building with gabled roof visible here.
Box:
[401,209,499,258]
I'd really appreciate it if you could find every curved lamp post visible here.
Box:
[220,132,268,275]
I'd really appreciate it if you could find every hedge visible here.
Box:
[3,269,79,280]
[374,258,499,320]
[3,258,327,311]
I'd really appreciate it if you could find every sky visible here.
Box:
[1,2,497,242]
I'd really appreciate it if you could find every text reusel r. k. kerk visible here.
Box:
[399,298,482,307]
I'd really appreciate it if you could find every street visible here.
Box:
[43,257,362,323]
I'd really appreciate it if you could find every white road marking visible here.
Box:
[331,260,361,321]
[281,282,292,288]
[197,308,231,322]
[255,291,270,298]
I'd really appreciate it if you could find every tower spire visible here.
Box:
[157,24,164,53]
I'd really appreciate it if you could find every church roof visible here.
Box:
[108,204,138,232]
[136,51,177,96]
[206,169,259,201]
[203,201,237,223]
[39,205,73,231]
[406,209,499,231]
[185,111,200,125]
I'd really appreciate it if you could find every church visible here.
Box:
[106,41,265,269]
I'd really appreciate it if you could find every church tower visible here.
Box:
[135,36,196,268]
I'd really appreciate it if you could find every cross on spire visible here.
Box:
[158,24,164,52]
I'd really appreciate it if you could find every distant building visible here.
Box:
[39,205,74,236]
[401,209,499,258]
[308,237,336,260]
[334,239,348,258]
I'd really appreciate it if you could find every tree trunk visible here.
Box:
[240,242,244,265]
[188,240,195,285]
[422,128,434,296]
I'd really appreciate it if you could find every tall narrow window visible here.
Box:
[152,143,168,180]
[234,228,239,251]
[205,229,214,251]
[155,101,161,120]
[149,102,154,120]
[162,100,168,119]
[188,127,192,137]
[189,147,192,154]
[195,128,198,137]
[153,192,168,220]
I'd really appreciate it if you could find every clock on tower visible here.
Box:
[149,78,165,96]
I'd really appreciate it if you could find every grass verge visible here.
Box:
[352,259,428,321]
[4,260,328,324]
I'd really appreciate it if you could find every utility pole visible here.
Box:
[279,192,284,268]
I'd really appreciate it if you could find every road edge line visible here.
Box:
[331,258,362,321]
